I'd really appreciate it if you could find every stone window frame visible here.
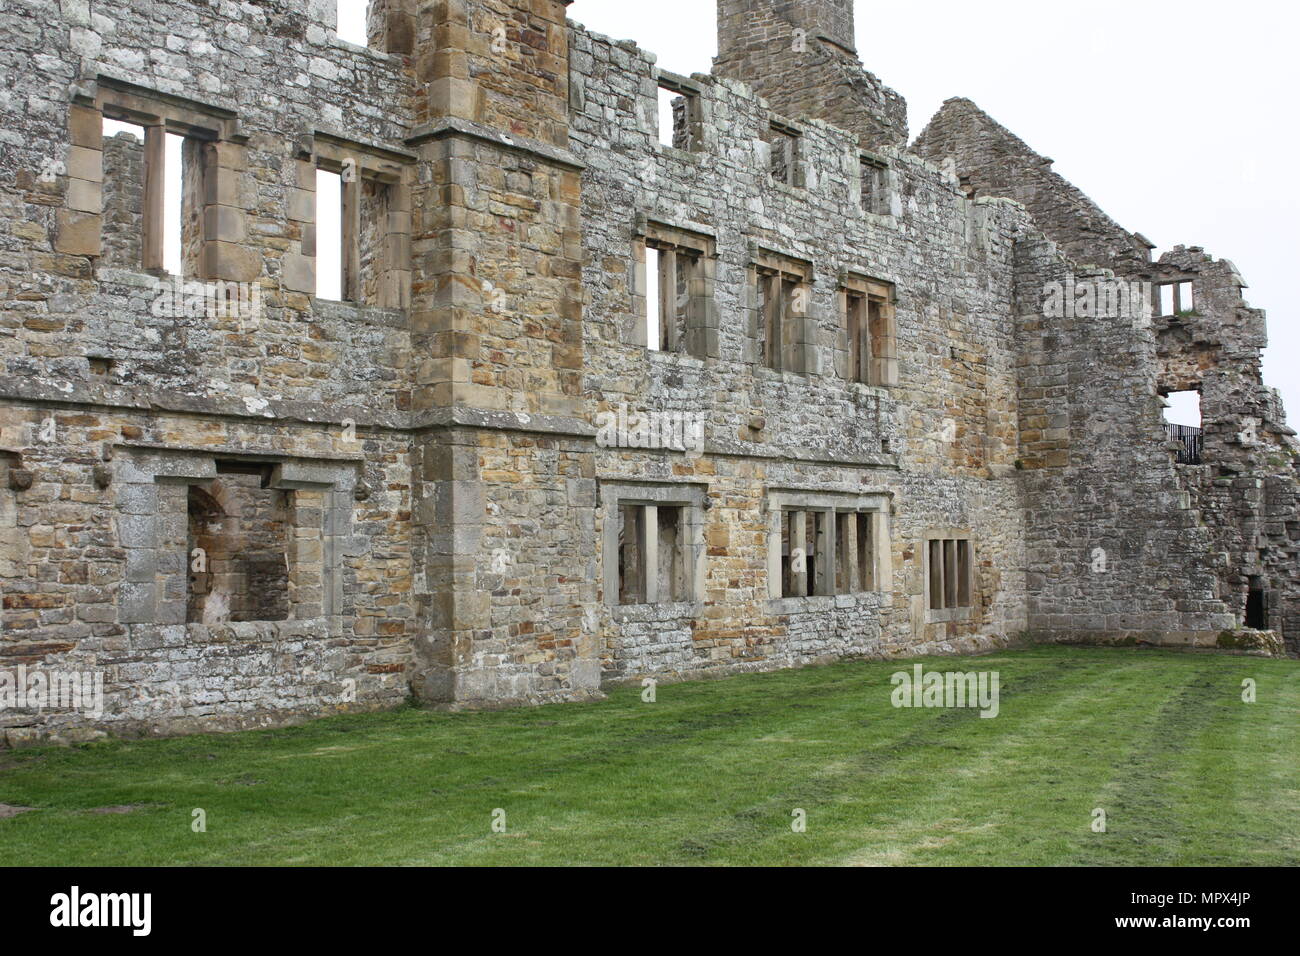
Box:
[0,451,26,640]
[765,490,893,603]
[654,70,705,153]
[286,131,414,308]
[923,530,976,623]
[748,246,816,376]
[764,116,804,188]
[859,150,892,217]
[114,446,360,636]
[1153,278,1196,318]
[600,481,707,614]
[63,77,247,280]
[837,272,899,388]
[632,216,719,359]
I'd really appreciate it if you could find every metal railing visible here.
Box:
[1164,423,1203,465]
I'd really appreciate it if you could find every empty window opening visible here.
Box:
[100,119,145,270]
[834,511,876,593]
[186,475,290,626]
[337,0,369,46]
[1156,280,1195,317]
[841,276,897,386]
[646,246,662,350]
[757,267,807,372]
[656,87,680,148]
[636,224,715,357]
[764,124,799,185]
[315,160,403,305]
[1162,390,1203,465]
[1246,580,1267,630]
[316,168,344,301]
[780,509,828,597]
[645,242,698,352]
[860,158,887,214]
[846,290,867,382]
[656,506,687,602]
[617,502,691,605]
[780,510,807,597]
[656,74,701,151]
[928,538,973,611]
[165,131,191,278]
[99,117,203,276]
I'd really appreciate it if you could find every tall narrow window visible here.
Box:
[846,289,867,384]
[618,503,646,605]
[860,157,887,214]
[841,275,897,387]
[637,223,716,358]
[835,511,876,593]
[781,510,808,598]
[656,87,679,148]
[928,537,974,612]
[656,73,702,151]
[756,261,809,373]
[315,168,343,301]
[646,246,662,350]
[764,122,800,186]
[100,119,146,270]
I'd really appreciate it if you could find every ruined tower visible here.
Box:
[713,0,908,149]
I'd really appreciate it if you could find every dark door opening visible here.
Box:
[1246,583,1267,630]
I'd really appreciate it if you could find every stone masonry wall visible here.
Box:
[568,20,1031,684]
[0,0,1291,745]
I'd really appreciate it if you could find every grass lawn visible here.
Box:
[1,646,1297,866]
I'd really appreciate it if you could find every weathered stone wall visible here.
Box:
[914,95,1298,656]
[914,98,1153,272]
[569,22,1031,684]
[0,0,418,744]
[1,0,1291,745]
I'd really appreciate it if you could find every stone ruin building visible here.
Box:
[1,0,1296,745]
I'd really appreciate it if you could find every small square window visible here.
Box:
[612,496,698,606]
[1156,280,1195,317]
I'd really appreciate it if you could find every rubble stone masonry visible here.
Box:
[0,0,1293,745]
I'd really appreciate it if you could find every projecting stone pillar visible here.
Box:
[406,0,600,709]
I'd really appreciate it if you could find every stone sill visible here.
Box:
[647,350,707,370]
[611,601,702,624]
[653,143,706,164]
[927,607,974,624]
[768,593,886,614]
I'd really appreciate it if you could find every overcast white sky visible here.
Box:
[336,0,1299,424]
